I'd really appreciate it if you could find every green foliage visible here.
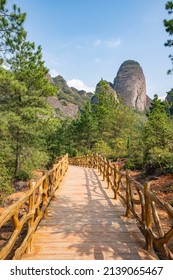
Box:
[46,118,78,158]
[17,147,49,178]
[93,80,118,136]
[69,81,146,164]
[0,1,57,198]
[143,95,173,173]
[15,170,31,181]
[125,157,143,170]
[165,89,173,115]
[164,1,173,73]
[74,101,98,150]
[0,147,13,204]
[61,100,68,106]
[148,94,166,114]
[144,147,173,174]
[0,0,26,61]
[93,140,112,157]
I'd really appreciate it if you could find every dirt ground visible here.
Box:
[130,171,173,205]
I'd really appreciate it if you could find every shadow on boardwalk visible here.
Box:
[22,166,157,260]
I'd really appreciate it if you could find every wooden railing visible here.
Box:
[70,154,173,260]
[0,154,68,260]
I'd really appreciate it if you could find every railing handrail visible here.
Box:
[69,154,173,260]
[0,154,68,260]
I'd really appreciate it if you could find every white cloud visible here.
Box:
[93,38,121,48]
[93,39,102,46]
[107,39,121,48]
[67,79,95,92]
[49,69,59,77]
[158,95,166,101]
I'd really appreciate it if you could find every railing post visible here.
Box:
[26,180,35,253]
[53,164,57,192]
[43,173,49,217]
[144,182,153,251]
[98,156,102,175]
[113,164,119,199]
[95,153,99,169]
[106,161,111,189]
[103,158,106,180]
[86,155,88,167]
[66,153,69,171]
[91,154,94,168]
[125,170,131,218]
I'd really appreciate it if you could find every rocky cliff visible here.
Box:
[47,59,151,117]
[166,89,173,103]
[47,75,94,118]
[114,60,147,111]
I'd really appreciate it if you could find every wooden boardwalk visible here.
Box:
[22,165,158,260]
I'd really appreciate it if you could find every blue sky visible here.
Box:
[8,0,173,98]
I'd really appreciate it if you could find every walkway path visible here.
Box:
[22,165,158,260]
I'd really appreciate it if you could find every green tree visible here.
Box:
[143,95,173,173]
[0,57,56,176]
[111,103,145,163]
[74,101,98,151]
[48,118,78,158]
[0,0,26,62]
[148,94,166,114]
[164,1,173,73]
[0,1,56,179]
[93,80,117,139]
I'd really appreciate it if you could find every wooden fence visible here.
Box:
[69,154,173,260]
[0,154,68,260]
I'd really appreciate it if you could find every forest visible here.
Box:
[0,0,173,206]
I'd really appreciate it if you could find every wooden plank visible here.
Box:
[21,166,158,260]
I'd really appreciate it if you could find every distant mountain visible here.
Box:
[114,60,147,111]
[46,59,152,118]
[47,75,94,118]
[91,60,152,111]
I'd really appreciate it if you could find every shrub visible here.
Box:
[93,140,112,157]
[144,147,173,174]
[61,100,68,106]
[125,156,143,170]
[15,170,31,181]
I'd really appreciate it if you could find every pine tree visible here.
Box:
[93,80,117,138]
[74,101,98,151]
[0,1,56,179]
[0,48,56,176]
[164,1,173,73]
[148,94,166,114]
[143,95,173,173]
[0,0,26,62]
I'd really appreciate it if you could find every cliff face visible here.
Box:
[114,60,147,111]
[166,90,173,103]
[47,96,78,118]
[47,75,93,118]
